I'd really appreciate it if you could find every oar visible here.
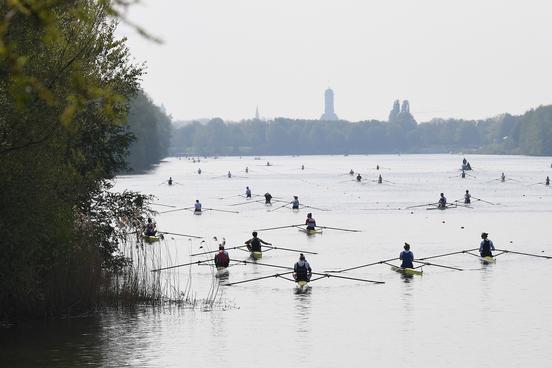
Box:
[417,249,479,261]
[405,202,438,209]
[302,205,331,212]
[268,202,292,212]
[229,259,293,270]
[225,272,295,286]
[412,260,463,271]
[253,224,304,232]
[152,203,176,208]
[528,182,544,186]
[326,257,400,273]
[262,245,318,255]
[318,225,361,232]
[159,206,194,214]
[191,245,248,256]
[159,231,203,239]
[472,197,496,205]
[494,249,552,259]
[484,178,499,183]
[309,272,385,284]
[230,199,264,206]
[217,194,242,200]
[203,208,239,214]
[151,259,212,272]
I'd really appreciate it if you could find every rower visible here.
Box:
[463,157,467,166]
[194,199,202,213]
[144,218,157,236]
[291,196,300,210]
[438,193,447,209]
[461,170,465,179]
[214,245,230,268]
[197,168,202,175]
[266,161,271,166]
[264,192,273,204]
[245,166,249,173]
[305,213,316,230]
[378,174,383,184]
[546,176,550,186]
[501,172,506,182]
[349,169,354,175]
[245,186,252,199]
[376,164,380,170]
[293,254,312,282]
[168,177,173,185]
[464,190,471,204]
[400,243,414,269]
[356,173,362,182]
[479,232,495,258]
[301,164,305,170]
[245,231,272,253]
[227,171,232,178]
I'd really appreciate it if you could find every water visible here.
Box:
[2,154,552,367]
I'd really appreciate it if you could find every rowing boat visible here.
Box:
[480,256,496,264]
[250,251,262,260]
[215,267,229,278]
[391,266,423,276]
[295,280,309,292]
[298,228,323,236]
[194,210,202,215]
[144,235,161,243]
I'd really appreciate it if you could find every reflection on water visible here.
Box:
[2,154,552,367]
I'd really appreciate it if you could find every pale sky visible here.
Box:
[120,0,552,122]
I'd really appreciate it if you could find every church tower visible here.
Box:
[320,88,338,121]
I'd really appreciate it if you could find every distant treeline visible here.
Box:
[126,91,172,172]
[171,105,552,156]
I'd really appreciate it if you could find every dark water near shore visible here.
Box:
[2,154,552,367]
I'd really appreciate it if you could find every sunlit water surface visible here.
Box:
[2,154,552,367]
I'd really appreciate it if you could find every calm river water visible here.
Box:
[2,154,552,367]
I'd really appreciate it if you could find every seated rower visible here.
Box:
[245,186,252,199]
[245,231,272,253]
[301,164,305,170]
[245,167,249,173]
[438,193,447,209]
[464,190,471,204]
[264,192,273,204]
[400,243,414,269]
[197,168,202,175]
[168,177,173,185]
[376,164,380,170]
[479,232,495,257]
[194,199,202,213]
[501,172,506,182]
[227,171,232,178]
[291,196,300,210]
[356,173,362,182]
[305,213,316,230]
[214,245,230,268]
[144,218,157,236]
[293,254,312,282]
[461,170,465,179]
[546,176,550,186]
[349,169,354,175]
[378,174,383,184]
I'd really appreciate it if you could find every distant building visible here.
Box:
[320,88,338,121]
[255,106,260,120]
[388,99,416,129]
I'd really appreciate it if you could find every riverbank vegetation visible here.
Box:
[171,105,552,156]
[0,1,168,320]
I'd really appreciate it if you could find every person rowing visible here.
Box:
[438,193,447,209]
[227,171,232,178]
[305,213,316,230]
[461,170,465,179]
[399,243,414,269]
[546,176,550,186]
[168,177,173,186]
[301,164,305,170]
[479,232,495,258]
[264,192,273,204]
[349,169,354,175]
[291,196,300,210]
[144,218,157,236]
[245,231,272,253]
[356,173,362,182]
[245,166,249,173]
[376,164,380,170]
[463,157,467,166]
[501,172,506,182]
[464,190,471,204]
[197,168,202,175]
[214,244,230,268]
[378,174,383,184]
[194,199,202,213]
[245,186,252,199]
[266,161,271,166]
[293,253,312,282]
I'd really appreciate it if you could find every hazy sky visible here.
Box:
[120,0,552,122]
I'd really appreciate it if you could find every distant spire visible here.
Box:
[255,105,260,120]
[320,87,338,121]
